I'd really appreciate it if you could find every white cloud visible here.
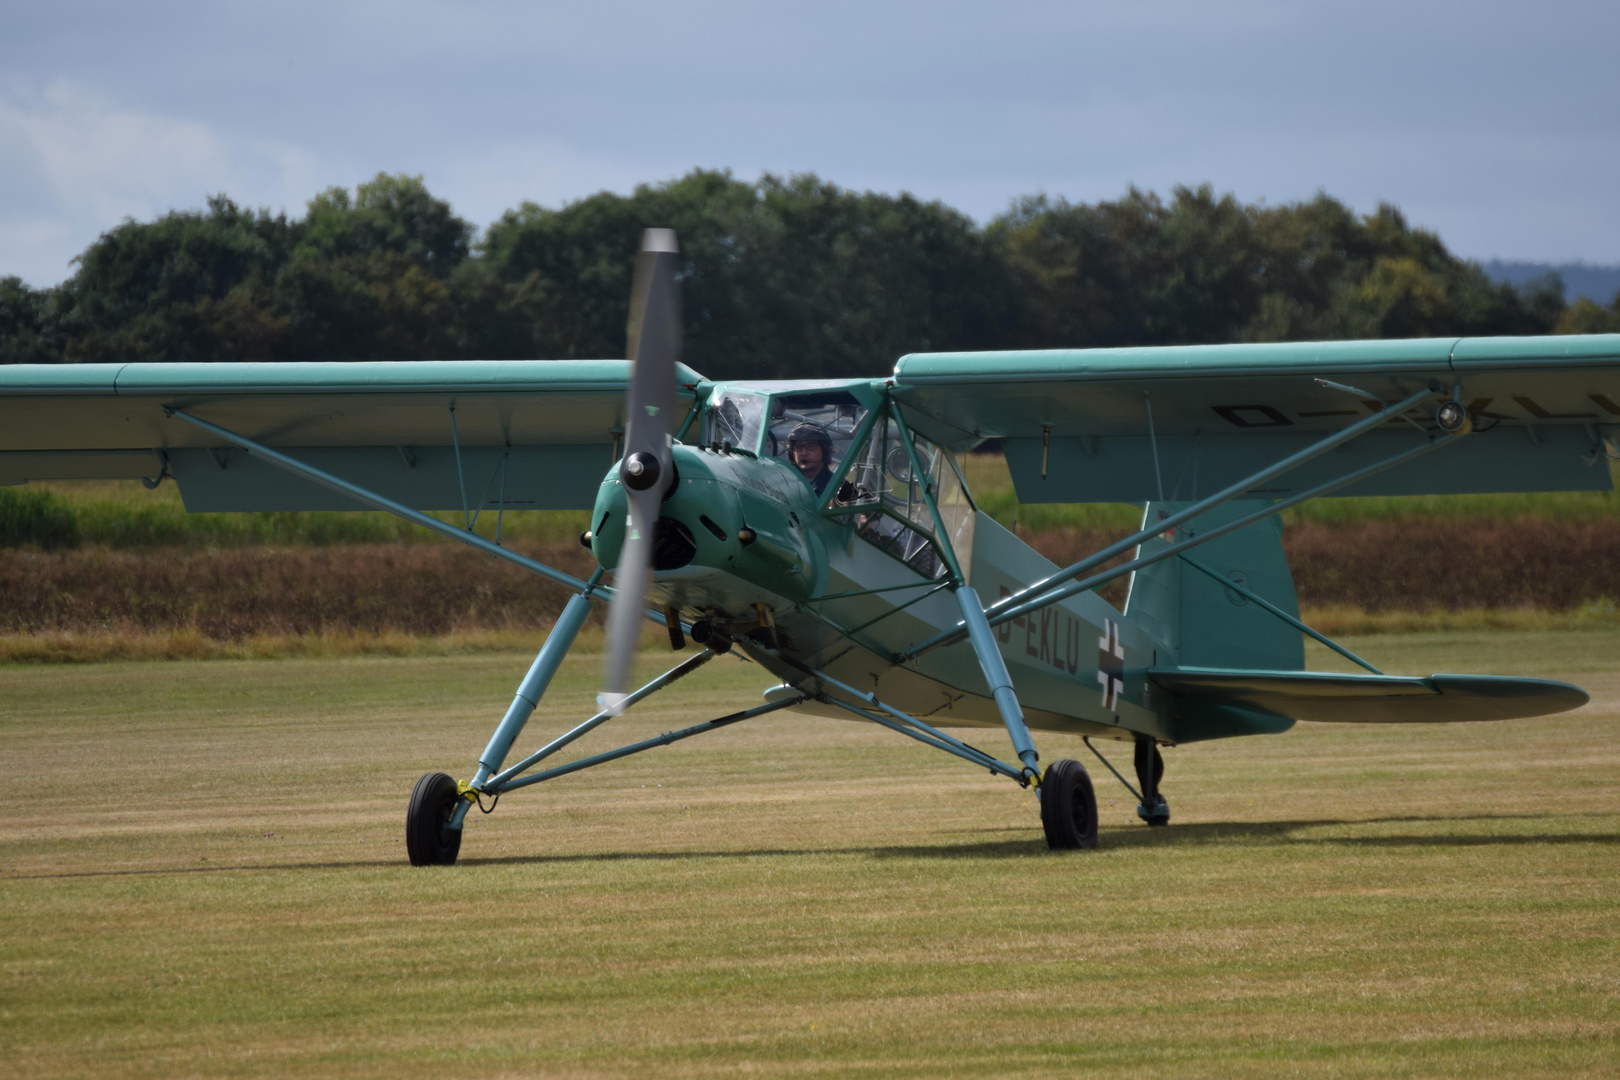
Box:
[0,82,330,285]
[4,82,234,223]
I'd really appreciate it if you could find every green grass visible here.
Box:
[2,632,1617,1077]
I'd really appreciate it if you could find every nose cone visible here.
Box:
[589,445,746,575]
[588,444,825,601]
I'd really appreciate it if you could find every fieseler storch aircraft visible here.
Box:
[4,230,1619,863]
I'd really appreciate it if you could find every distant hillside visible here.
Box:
[1484,260,1620,304]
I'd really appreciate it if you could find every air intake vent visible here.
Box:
[652,518,697,571]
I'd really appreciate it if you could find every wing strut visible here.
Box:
[1175,552,1382,674]
[901,385,1455,660]
[922,426,1462,656]
[469,588,599,790]
[757,647,1028,783]
[953,585,1041,782]
[166,406,593,591]
[162,406,680,640]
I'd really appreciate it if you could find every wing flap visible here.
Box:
[1149,667,1590,724]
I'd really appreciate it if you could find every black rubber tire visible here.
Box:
[406,772,464,866]
[1040,758,1099,850]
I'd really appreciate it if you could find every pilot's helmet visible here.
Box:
[787,423,832,449]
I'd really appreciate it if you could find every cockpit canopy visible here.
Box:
[700,383,977,580]
[703,388,867,482]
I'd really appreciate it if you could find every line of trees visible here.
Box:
[4,170,1616,379]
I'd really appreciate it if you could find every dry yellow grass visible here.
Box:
[3,607,1618,665]
[0,624,652,664]
[1,634,1617,1078]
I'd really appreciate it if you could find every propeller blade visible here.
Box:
[600,229,681,713]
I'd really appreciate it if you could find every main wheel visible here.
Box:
[406,772,464,866]
[1040,759,1099,850]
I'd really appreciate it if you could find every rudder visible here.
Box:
[1123,500,1304,672]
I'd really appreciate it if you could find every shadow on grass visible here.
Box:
[458,838,1049,866]
[11,812,1617,879]
[462,810,1620,865]
[1097,813,1620,851]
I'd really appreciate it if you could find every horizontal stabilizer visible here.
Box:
[1149,667,1589,724]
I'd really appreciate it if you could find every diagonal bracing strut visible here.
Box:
[489,696,807,794]
[163,407,680,630]
[903,402,1461,661]
[902,385,1442,659]
[166,407,594,592]
[760,647,1029,784]
[484,649,719,791]
[963,428,1465,642]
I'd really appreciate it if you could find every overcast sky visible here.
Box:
[3,0,1617,286]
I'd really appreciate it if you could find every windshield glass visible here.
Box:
[703,391,767,453]
[855,510,946,578]
[831,414,973,579]
[767,391,868,499]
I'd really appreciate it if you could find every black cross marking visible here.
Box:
[1097,619,1125,711]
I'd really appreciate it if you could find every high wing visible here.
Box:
[1150,668,1589,725]
[890,335,1620,502]
[0,360,705,511]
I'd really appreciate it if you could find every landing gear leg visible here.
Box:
[404,589,595,868]
[1134,736,1170,826]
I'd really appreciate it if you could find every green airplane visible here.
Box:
[3,229,1616,864]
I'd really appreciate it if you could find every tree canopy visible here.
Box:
[1,171,1595,379]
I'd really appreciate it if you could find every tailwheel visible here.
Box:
[1134,740,1170,827]
[1039,759,1098,850]
[1137,795,1171,827]
[406,772,465,866]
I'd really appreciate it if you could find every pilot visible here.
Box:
[786,423,835,496]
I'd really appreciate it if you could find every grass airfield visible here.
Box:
[2,631,1617,1078]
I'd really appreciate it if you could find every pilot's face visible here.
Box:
[790,440,825,479]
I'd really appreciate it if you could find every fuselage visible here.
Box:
[587,380,1178,745]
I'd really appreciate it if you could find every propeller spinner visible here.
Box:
[599,228,682,713]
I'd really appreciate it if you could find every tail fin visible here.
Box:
[1123,499,1304,672]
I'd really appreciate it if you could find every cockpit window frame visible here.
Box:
[819,400,979,582]
[766,390,871,504]
[889,409,966,581]
[701,389,769,456]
